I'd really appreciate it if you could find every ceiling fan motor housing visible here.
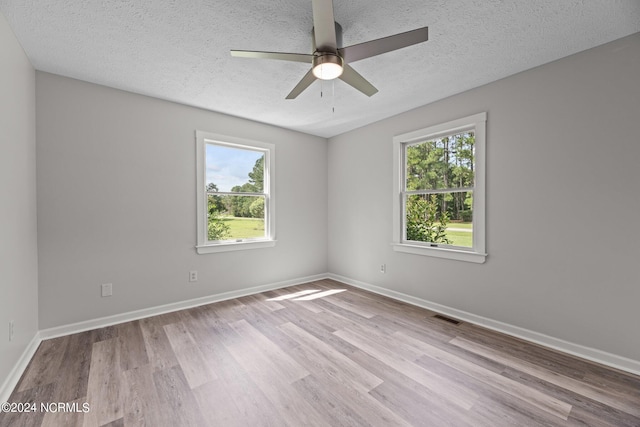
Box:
[312,22,343,51]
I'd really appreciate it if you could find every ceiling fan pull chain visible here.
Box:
[332,80,335,114]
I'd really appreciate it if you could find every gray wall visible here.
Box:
[328,33,640,361]
[0,14,38,384]
[36,72,328,329]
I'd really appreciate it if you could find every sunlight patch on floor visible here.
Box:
[266,289,320,301]
[266,289,347,301]
[293,289,346,301]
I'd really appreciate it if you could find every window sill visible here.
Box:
[196,240,276,254]
[392,243,486,264]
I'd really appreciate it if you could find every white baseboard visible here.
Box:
[328,273,640,377]
[39,273,329,340]
[0,333,42,403]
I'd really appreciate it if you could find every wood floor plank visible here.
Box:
[584,365,640,394]
[333,328,480,410]
[152,366,207,427]
[271,304,337,337]
[163,322,217,389]
[16,336,69,392]
[223,358,330,426]
[288,299,325,313]
[228,296,302,354]
[121,364,163,427]
[83,338,122,427]
[243,293,286,312]
[116,321,149,372]
[206,298,248,323]
[457,322,589,378]
[193,359,287,427]
[313,293,378,318]
[40,398,86,427]
[292,374,413,427]
[396,331,573,420]
[51,332,93,403]
[451,336,640,418]
[327,337,483,427]
[138,316,179,372]
[185,308,284,426]
[270,285,328,313]
[193,376,283,427]
[227,319,309,384]
[499,367,640,427]
[279,321,383,392]
[378,316,507,374]
[223,321,331,426]
[264,288,322,302]
[468,391,569,427]
[191,379,244,427]
[368,380,484,427]
[89,326,118,344]
[0,383,54,427]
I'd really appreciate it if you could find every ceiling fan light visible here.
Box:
[312,54,343,80]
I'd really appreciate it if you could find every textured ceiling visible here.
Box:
[1,1,639,137]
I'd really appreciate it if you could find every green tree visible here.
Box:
[207,209,230,240]
[227,156,265,218]
[249,198,264,219]
[206,182,230,240]
[206,182,226,213]
[406,195,451,244]
[227,183,255,217]
[248,156,264,191]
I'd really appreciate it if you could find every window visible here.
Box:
[196,131,275,254]
[392,112,486,263]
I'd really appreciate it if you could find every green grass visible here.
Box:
[432,222,472,247]
[221,216,265,239]
[419,222,472,247]
[438,221,472,229]
[445,229,473,248]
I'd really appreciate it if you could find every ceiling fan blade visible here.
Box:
[311,0,337,52]
[339,64,378,97]
[286,69,317,99]
[338,26,428,63]
[230,50,313,63]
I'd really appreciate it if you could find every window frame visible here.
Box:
[195,131,276,254]
[392,112,487,263]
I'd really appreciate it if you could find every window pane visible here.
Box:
[405,191,473,248]
[206,143,265,193]
[405,132,474,191]
[208,194,265,241]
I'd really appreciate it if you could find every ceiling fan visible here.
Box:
[230,0,429,99]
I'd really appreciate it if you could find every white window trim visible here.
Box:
[195,131,276,254]
[392,112,487,263]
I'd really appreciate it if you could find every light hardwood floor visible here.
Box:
[2,279,639,426]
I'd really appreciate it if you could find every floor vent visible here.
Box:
[433,314,461,325]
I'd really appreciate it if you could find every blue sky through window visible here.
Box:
[206,143,264,192]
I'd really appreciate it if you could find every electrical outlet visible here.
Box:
[380,264,386,273]
[189,271,198,282]
[101,283,113,297]
[9,320,14,342]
